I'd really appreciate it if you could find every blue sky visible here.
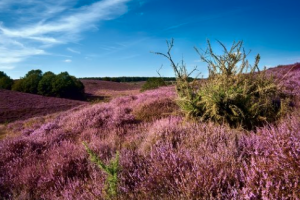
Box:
[0,0,299,79]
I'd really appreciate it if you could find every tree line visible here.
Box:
[0,70,85,100]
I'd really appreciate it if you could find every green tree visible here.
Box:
[12,79,24,92]
[18,69,43,94]
[0,71,14,90]
[38,71,56,96]
[52,72,85,100]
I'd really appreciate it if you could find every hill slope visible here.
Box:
[266,63,300,95]
[0,89,86,123]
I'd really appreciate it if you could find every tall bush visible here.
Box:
[154,39,292,129]
[0,71,14,90]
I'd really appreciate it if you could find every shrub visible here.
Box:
[140,77,166,92]
[83,142,120,199]
[154,39,292,130]
[0,71,14,90]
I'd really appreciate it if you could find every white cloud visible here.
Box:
[0,0,130,43]
[0,37,46,67]
[64,59,72,63]
[0,0,131,67]
[67,48,81,54]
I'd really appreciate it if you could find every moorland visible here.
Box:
[0,42,300,199]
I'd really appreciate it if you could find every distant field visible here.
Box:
[0,80,145,124]
[0,89,86,124]
[81,79,144,101]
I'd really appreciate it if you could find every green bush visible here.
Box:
[155,39,292,130]
[141,77,166,92]
[0,71,14,90]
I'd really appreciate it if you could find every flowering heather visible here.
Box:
[266,63,300,96]
[0,65,299,199]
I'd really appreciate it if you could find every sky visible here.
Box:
[0,0,300,79]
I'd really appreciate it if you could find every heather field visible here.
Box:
[0,64,300,199]
[0,89,86,124]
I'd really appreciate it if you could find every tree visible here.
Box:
[0,71,14,90]
[12,79,24,92]
[52,72,85,100]
[13,69,43,94]
[38,71,56,96]
[11,69,85,100]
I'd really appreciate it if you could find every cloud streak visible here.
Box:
[67,48,81,54]
[0,0,131,68]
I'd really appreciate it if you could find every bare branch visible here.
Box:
[156,65,163,78]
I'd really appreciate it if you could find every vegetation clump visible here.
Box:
[154,39,292,130]
[140,77,166,92]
